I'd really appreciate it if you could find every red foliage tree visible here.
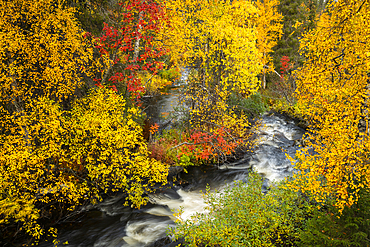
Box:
[89,0,168,99]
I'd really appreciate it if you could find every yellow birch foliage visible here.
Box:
[0,89,168,241]
[0,0,168,242]
[291,0,370,212]
[163,0,262,95]
[0,0,95,104]
[254,0,283,76]
[161,0,264,156]
[65,88,168,207]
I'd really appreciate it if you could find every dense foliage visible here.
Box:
[170,0,370,246]
[90,0,169,98]
[173,175,370,247]
[0,0,168,244]
[272,0,316,72]
[172,172,313,247]
[0,0,94,105]
[154,0,283,164]
[299,186,370,247]
[1,0,370,245]
[290,0,370,212]
[0,88,168,241]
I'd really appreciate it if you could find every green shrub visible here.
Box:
[299,187,370,247]
[227,92,269,118]
[159,68,181,82]
[171,172,313,247]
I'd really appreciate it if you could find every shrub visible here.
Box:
[149,125,251,167]
[0,88,169,244]
[148,129,181,165]
[159,68,181,82]
[299,187,370,247]
[171,172,313,247]
[227,92,269,118]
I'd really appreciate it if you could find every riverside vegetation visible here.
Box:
[0,0,369,246]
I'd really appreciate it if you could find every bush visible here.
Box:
[227,92,269,118]
[299,187,370,247]
[149,122,252,167]
[159,68,181,82]
[148,129,182,165]
[0,88,169,244]
[171,172,313,247]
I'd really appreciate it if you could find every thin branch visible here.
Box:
[263,65,282,79]
[169,141,206,150]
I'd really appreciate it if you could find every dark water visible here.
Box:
[142,86,182,127]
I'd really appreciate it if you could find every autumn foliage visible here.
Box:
[0,0,94,104]
[91,0,168,98]
[5,0,370,245]
[255,0,283,88]
[0,0,168,243]
[290,0,370,212]
[158,0,278,162]
[178,128,246,162]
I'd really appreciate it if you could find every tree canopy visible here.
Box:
[0,0,168,243]
[291,0,370,212]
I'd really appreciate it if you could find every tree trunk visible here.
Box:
[10,76,31,151]
[133,11,143,62]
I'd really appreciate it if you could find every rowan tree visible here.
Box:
[290,0,370,212]
[91,0,169,99]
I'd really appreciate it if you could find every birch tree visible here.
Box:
[291,0,370,212]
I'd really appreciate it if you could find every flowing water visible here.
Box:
[42,108,305,247]
[43,68,306,246]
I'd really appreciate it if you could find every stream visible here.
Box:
[42,79,306,246]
